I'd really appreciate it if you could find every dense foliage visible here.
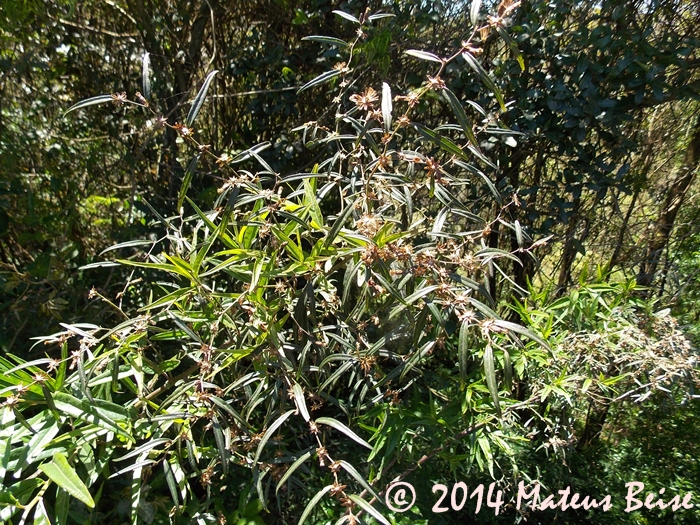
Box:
[1,0,699,524]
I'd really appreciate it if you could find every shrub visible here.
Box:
[2,4,698,525]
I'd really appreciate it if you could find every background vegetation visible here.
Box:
[1,0,699,524]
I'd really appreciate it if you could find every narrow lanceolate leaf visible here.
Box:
[186,70,219,127]
[292,383,310,422]
[332,10,360,23]
[142,51,151,100]
[178,154,200,211]
[368,13,395,21]
[492,319,551,353]
[470,0,482,25]
[483,345,501,417]
[339,461,381,501]
[382,82,392,132]
[63,95,114,117]
[253,410,295,466]
[503,349,513,392]
[33,499,50,525]
[297,69,341,93]
[458,320,471,389]
[276,449,313,494]
[55,487,69,525]
[163,459,179,506]
[405,49,443,63]
[298,485,334,525]
[442,88,479,148]
[348,495,390,525]
[212,415,229,476]
[495,25,525,71]
[325,203,355,248]
[39,453,95,508]
[301,36,348,47]
[462,52,506,111]
[314,417,371,449]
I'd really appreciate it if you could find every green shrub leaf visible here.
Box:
[39,453,95,508]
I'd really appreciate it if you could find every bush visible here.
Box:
[2,4,698,525]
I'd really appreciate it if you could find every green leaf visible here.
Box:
[55,488,69,525]
[163,459,180,506]
[39,453,95,508]
[492,319,551,353]
[483,345,501,417]
[332,10,360,23]
[339,461,381,501]
[462,51,506,111]
[33,500,50,525]
[442,88,479,148]
[347,495,389,525]
[178,155,200,211]
[325,203,355,248]
[298,70,341,93]
[405,49,443,63]
[142,51,151,100]
[63,95,114,117]
[314,417,371,449]
[253,410,295,466]
[368,13,395,21]
[186,70,219,127]
[458,320,471,389]
[382,82,392,132]
[275,450,313,494]
[297,485,333,525]
[301,36,348,47]
[52,392,134,442]
[495,25,525,71]
[470,0,482,25]
[503,348,512,392]
[292,383,310,422]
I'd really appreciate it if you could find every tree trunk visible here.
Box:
[637,120,700,287]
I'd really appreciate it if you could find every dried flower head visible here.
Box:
[427,75,446,91]
[316,446,330,467]
[356,214,382,237]
[173,122,194,138]
[330,481,347,497]
[333,61,349,73]
[425,157,443,178]
[111,91,127,106]
[134,91,149,106]
[396,115,411,127]
[349,87,379,112]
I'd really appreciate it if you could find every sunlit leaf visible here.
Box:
[298,70,341,93]
[39,453,94,508]
[302,36,348,47]
[63,95,114,117]
[186,70,219,127]
[142,51,151,100]
[405,49,443,63]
